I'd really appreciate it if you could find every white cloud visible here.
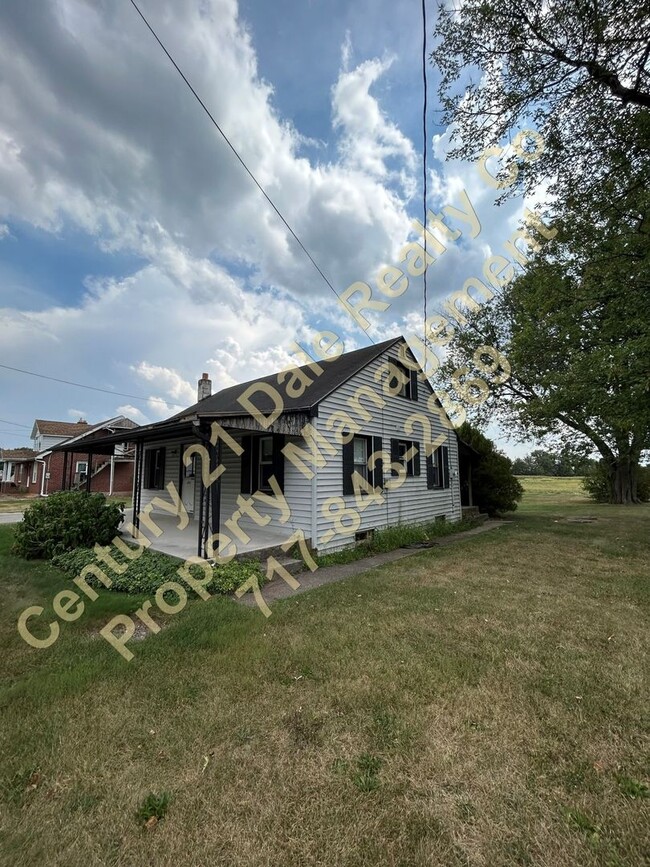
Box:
[67,408,88,420]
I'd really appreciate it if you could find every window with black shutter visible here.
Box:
[389,360,418,401]
[426,445,450,490]
[390,439,421,477]
[343,434,383,494]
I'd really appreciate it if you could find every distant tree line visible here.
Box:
[511,448,597,477]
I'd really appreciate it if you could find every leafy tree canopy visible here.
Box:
[432,0,650,219]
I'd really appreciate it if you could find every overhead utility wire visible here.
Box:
[421,0,429,351]
[128,0,374,346]
[0,363,186,410]
[0,418,31,429]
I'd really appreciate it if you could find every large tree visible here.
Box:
[432,0,650,220]
[432,0,650,503]
[440,222,650,502]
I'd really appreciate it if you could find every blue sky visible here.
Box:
[0,0,536,456]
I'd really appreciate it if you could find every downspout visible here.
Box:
[36,458,47,496]
[109,455,115,496]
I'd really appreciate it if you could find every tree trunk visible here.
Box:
[607,457,639,504]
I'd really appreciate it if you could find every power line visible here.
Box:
[421,0,429,351]
[0,363,186,409]
[128,0,374,346]
[0,418,31,429]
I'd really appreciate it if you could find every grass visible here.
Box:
[0,482,648,866]
[0,494,132,513]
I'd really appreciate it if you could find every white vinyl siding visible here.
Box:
[313,344,461,553]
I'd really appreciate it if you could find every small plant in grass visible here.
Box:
[136,791,171,827]
[352,754,382,793]
[616,774,649,799]
[3,766,43,805]
[13,492,123,559]
[564,808,601,844]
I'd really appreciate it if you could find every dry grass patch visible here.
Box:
[0,494,648,866]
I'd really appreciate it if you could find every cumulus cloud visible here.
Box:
[0,0,541,460]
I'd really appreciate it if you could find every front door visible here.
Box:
[182,451,196,514]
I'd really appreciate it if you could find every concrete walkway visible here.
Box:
[0,512,24,524]
[237,520,509,608]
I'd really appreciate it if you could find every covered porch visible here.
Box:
[121,511,294,561]
[55,405,312,561]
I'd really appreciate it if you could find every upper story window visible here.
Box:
[389,360,418,401]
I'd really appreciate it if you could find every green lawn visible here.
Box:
[0,495,132,514]
[0,487,648,866]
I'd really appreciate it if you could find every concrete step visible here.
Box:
[268,557,304,579]
[234,549,306,579]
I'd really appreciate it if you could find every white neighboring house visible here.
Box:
[77,336,463,557]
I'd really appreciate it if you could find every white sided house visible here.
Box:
[79,337,462,560]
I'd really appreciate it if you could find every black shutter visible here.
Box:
[426,452,435,489]
[390,438,400,476]
[412,440,421,477]
[442,445,450,489]
[272,434,285,492]
[240,435,252,494]
[371,435,383,489]
[342,438,354,495]
[410,368,419,401]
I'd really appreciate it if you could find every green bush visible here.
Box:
[52,544,263,596]
[12,492,124,559]
[457,422,524,515]
[582,461,650,503]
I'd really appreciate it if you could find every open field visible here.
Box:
[516,475,589,508]
[0,487,648,866]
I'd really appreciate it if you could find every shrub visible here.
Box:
[52,544,264,596]
[12,492,124,559]
[582,461,650,503]
[457,422,524,515]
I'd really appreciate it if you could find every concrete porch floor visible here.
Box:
[121,510,292,561]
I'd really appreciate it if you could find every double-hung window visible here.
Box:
[353,436,368,482]
[342,434,383,495]
[390,438,421,478]
[426,445,450,489]
[145,447,165,490]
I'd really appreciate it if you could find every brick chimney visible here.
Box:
[197,372,212,402]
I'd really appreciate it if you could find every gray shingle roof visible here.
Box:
[169,336,403,421]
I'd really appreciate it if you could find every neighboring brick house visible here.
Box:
[0,417,137,496]
[0,448,39,493]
